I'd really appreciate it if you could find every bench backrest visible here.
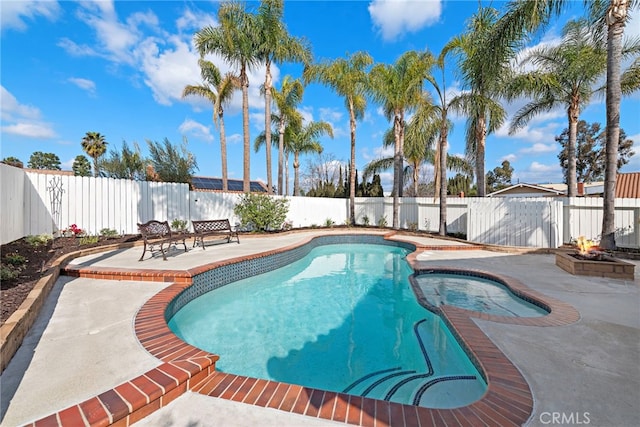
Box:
[138,220,171,238]
[192,219,231,234]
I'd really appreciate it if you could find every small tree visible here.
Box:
[27,152,61,170]
[1,157,23,168]
[557,121,634,183]
[147,138,198,185]
[99,141,146,180]
[486,160,514,193]
[72,155,92,177]
[234,193,289,232]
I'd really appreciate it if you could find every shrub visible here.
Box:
[377,215,387,228]
[79,235,100,245]
[361,215,370,226]
[4,253,27,267]
[407,222,418,232]
[324,218,335,227]
[233,193,289,232]
[0,265,18,281]
[99,228,119,238]
[170,219,188,231]
[25,234,52,247]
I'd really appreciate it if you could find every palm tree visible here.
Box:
[423,46,460,235]
[195,2,260,193]
[303,51,373,225]
[255,0,312,194]
[505,19,608,197]
[364,116,469,199]
[486,0,638,250]
[182,59,239,192]
[271,76,305,195]
[81,131,108,177]
[446,7,509,197]
[368,51,432,229]
[288,119,333,196]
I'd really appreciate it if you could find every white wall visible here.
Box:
[1,164,26,244]
[3,171,639,249]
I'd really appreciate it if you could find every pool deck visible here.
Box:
[1,229,638,426]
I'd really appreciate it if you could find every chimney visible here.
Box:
[577,182,585,196]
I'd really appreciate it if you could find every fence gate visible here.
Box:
[467,198,563,248]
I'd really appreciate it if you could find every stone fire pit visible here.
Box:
[555,251,635,280]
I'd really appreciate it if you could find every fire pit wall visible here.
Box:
[555,251,635,280]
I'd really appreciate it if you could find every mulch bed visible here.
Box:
[1,235,141,324]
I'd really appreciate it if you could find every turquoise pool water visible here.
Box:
[169,243,487,408]
[413,273,548,317]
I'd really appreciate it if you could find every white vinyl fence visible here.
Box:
[2,165,639,249]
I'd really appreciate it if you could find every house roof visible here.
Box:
[615,172,640,198]
[486,183,565,197]
[191,176,268,193]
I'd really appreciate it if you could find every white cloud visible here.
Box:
[0,86,56,138]
[179,119,213,142]
[138,35,201,106]
[1,86,41,121]
[1,0,60,31]
[2,123,57,139]
[319,107,343,123]
[368,0,442,41]
[501,153,518,163]
[227,133,242,144]
[298,106,314,125]
[68,77,96,95]
[521,143,557,154]
[514,161,563,184]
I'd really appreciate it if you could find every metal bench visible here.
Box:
[192,219,240,249]
[137,220,188,261]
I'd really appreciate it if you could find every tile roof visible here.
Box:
[615,172,640,198]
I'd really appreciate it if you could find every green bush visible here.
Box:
[4,253,27,267]
[234,193,289,232]
[79,235,100,245]
[377,215,388,228]
[0,265,19,281]
[25,234,52,247]
[99,228,119,238]
[170,219,188,231]
[361,215,370,226]
[324,218,335,227]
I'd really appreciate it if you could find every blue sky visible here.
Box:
[1,0,638,193]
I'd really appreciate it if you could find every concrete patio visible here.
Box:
[1,230,638,426]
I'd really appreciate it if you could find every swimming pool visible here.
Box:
[168,241,488,408]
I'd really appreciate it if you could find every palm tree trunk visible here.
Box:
[475,117,486,197]
[285,153,290,196]
[567,104,579,197]
[219,113,228,192]
[412,161,419,196]
[601,0,627,250]
[93,157,98,178]
[264,61,273,194]
[278,120,285,196]
[241,64,251,193]
[438,125,448,235]
[293,153,300,196]
[392,112,403,229]
[348,99,357,226]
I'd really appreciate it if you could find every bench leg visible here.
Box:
[139,243,147,261]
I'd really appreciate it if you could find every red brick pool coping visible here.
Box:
[26,232,580,426]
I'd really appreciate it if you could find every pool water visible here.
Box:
[414,273,548,317]
[169,243,486,408]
